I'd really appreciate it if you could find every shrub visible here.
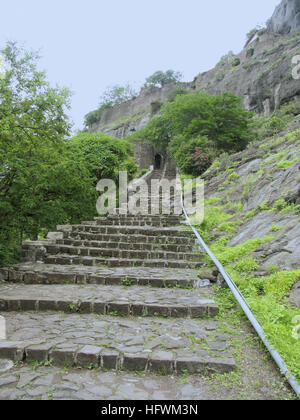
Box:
[247,47,255,58]
[144,70,183,88]
[169,135,215,176]
[167,87,188,102]
[66,133,138,184]
[215,70,225,81]
[219,153,233,171]
[232,58,241,67]
[84,108,104,127]
[150,100,163,114]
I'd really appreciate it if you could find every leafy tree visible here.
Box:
[84,84,137,128]
[100,84,137,107]
[128,91,252,175]
[0,42,96,266]
[66,133,138,184]
[144,70,183,88]
[84,108,105,128]
[131,91,251,150]
[169,136,214,176]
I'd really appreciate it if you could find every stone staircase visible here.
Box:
[0,167,236,377]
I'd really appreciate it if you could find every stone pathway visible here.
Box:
[0,283,218,317]
[2,263,213,287]
[0,167,245,399]
[0,311,234,374]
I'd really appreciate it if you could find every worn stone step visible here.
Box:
[95,215,182,220]
[43,254,205,269]
[94,215,183,223]
[64,231,196,245]
[58,225,192,238]
[0,312,236,374]
[2,263,213,289]
[93,219,182,227]
[56,239,196,253]
[112,209,182,216]
[0,283,218,318]
[45,244,203,262]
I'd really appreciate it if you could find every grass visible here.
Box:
[268,224,283,233]
[205,285,296,400]
[229,268,300,383]
[276,160,298,170]
[216,220,242,234]
[194,203,300,387]
[209,236,274,266]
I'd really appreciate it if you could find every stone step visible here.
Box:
[111,209,182,217]
[95,215,182,220]
[64,231,196,245]
[0,283,218,318]
[0,311,236,374]
[58,225,192,238]
[2,263,213,288]
[43,254,204,269]
[56,239,196,253]
[45,244,202,262]
[93,219,182,227]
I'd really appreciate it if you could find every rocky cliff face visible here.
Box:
[199,113,300,306]
[89,82,192,139]
[267,0,300,34]
[90,0,300,139]
[194,30,300,115]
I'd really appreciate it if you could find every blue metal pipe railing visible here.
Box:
[178,175,300,398]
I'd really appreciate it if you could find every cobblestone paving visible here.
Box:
[0,359,295,400]
[0,168,240,397]
[0,312,235,374]
[0,361,223,400]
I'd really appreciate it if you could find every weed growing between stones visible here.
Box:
[122,278,133,287]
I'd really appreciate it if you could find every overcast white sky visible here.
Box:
[0,0,280,131]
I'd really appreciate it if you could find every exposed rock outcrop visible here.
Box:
[202,115,300,272]
[267,0,300,34]
[89,83,192,139]
[195,30,300,115]
[89,0,300,139]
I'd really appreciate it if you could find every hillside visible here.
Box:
[86,0,300,386]
[88,0,300,139]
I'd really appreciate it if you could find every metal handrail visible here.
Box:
[178,174,300,398]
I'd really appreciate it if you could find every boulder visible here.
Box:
[289,280,300,307]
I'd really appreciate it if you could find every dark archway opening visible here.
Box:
[155,154,162,170]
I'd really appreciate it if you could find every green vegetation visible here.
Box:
[84,84,138,128]
[150,99,163,114]
[167,87,188,102]
[84,70,183,128]
[0,42,137,267]
[66,133,138,185]
[247,47,255,58]
[231,58,241,67]
[143,70,183,88]
[188,116,300,383]
[268,225,283,233]
[215,70,225,81]
[276,160,298,170]
[122,278,134,287]
[209,236,274,266]
[128,91,252,176]
[169,136,214,176]
[193,197,300,382]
